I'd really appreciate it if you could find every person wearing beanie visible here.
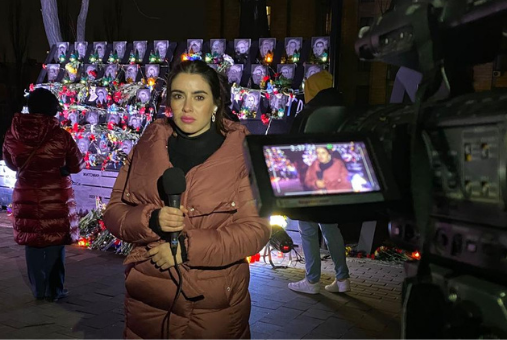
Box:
[2,88,84,302]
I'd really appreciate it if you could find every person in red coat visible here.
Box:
[304,146,352,193]
[2,88,84,301]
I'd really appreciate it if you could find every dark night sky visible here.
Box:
[1,0,209,63]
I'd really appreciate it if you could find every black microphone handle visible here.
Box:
[167,194,181,256]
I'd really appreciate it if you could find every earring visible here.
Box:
[212,107,217,123]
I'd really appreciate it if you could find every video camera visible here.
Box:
[244,0,507,338]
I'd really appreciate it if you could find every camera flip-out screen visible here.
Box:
[244,133,399,223]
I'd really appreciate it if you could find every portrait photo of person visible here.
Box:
[251,64,267,86]
[311,37,330,58]
[65,69,78,83]
[85,110,99,125]
[67,111,80,125]
[95,87,108,105]
[227,64,243,84]
[104,64,118,79]
[145,64,160,78]
[187,39,203,53]
[128,114,143,129]
[136,89,151,104]
[284,37,302,56]
[84,64,98,80]
[242,92,260,111]
[77,137,90,154]
[97,139,110,154]
[120,139,134,154]
[259,38,276,57]
[125,64,138,82]
[46,64,60,82]
[93,42,107,59]
[113,41,127,59]
[278,64,296,80]
[55,42,69,62]
[133,41,148,60]
[210,39,226,55]
[154,40,169,59]
[87,86,98,103]
[305,64,323,79]
[107,113,121,125]
[234,39,251,55]
[305,146,352,192]
[270,93,287,112]
[74,41,88,59]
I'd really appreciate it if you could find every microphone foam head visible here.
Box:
[162,167,187,195]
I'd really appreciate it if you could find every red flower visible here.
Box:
[98,220,106,231]
[262,75,270,82]
[29,83,35,91]
[107,122,114,130]
[260,114,270,125]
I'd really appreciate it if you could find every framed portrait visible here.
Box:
[106,113,121,126]
[128,114,143,130]
[133,41,148,60]
[284,37,302,57]
[84,64,99,80]
[85,110,99,125]
[270,93,287,112]
[113,41,127,59]
[95,87,108,105]
[93,41,107,59]
[311,36,330,58]
[277,64,296,80]
[241,91,260,112]
[304,64,323,79]
[74,41,88,59]
[124,64,138,82]
[46,64,60,82]
[77,137,91,154]
[234,39,251,55]
[154,40,170,59]
[258,38,276,57]
[136,88,151,104]
[55,42,69,62]
[210,39,226,56]
[251,64,268,86]
[145,64,160,78]
[67,111,81,125]
[104,64,118,79]
[227,64,243,84]
[120,139,134,155]
[187,39,203,54]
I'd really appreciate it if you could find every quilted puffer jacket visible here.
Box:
[2,113,84,247]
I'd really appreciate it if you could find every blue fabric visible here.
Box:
[25,245,65,299]
[298,221,349,283]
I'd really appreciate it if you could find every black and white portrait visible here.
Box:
[107,113,121,125]
[93,42,107,59]
[113,41,127,59]
[133,41,148,60]
[128,115,143,129]
[154,40,169,59]
[259,38,276,57]
[136,89,151,104]
[65,69,78,83]
[68,111,80,125]
[47,64,60,82]
[104,64,118,79]
[145,64,160,78]
[121,140,134,154]
[77,138,90,154]
[97,139,110,154]
[55,42,69,62]
[242,92,260,111]
[85,110,99,125]
[311,37,330,58]
[234,39,251,55]
[74,41,88,59]
[284,37,302,56]
[210,39,226,55]
[227,64,243,84]
[87,86,98,103]
[84,64,98,80]
[305,64,323,79]
[278,64,296,80]
[251,64,267,86]
[95,87,108,105]
[270,93,287,112]
[187,39,203,54]
[125,64,138,82]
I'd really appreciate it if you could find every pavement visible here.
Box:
[0,212,405,339]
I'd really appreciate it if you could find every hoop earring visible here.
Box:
[212,113,216,123]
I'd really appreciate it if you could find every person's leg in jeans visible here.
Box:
[44,245,66,299]
[25,246,47,299]
[319,224,349,280]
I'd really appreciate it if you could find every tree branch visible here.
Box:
[77,0,89,41]
[40,0,62,48]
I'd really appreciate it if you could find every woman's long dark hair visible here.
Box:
[166,60,237,133]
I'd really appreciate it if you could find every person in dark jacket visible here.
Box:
[2,88,84,301]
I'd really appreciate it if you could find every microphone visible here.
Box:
[161,167,187,256]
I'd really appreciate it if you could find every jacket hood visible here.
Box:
[305,70,333,104]
[9,113,60,146]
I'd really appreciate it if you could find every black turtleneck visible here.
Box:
[168,122,225,174]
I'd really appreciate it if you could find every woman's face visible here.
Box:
[170,73,215,137]
[316,147,332,164]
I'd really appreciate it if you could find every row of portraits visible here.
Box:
[53,37,330,63]
[45,63,162,82]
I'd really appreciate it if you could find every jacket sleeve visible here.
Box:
[326,161,352,191]
[65,132,85,173]
[184,172,271,268]
[2,131,16,171]
[304,163,319,190]
[103,148,162,244]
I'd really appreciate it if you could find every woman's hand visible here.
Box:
[158,205,189,233]
[148,242,183,270]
